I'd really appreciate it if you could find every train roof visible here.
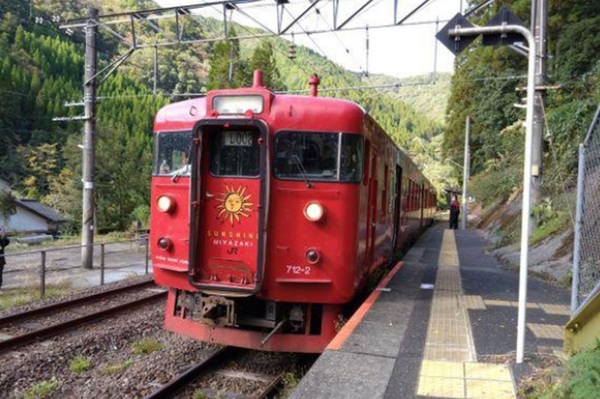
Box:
[154,97,208,132]
[153,92,365,133]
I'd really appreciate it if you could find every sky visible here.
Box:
[155,0,467,79]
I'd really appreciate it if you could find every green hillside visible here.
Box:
[0,0,454,233]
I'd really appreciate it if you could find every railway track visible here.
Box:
[144,347,288,399]
[0,280,166,353]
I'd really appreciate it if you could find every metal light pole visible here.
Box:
[449,23,536,364]
[461,115,470,230]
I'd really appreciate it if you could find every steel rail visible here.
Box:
[0,291,166,353]
[142,346,235,399]
[255,370,286,399]
[0,279,155,326]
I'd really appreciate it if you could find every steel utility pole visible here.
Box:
[461,115,470,230]
[530,0,547,221]
[82,8,98,269]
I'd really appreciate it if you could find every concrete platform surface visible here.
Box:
[292,225,570,399]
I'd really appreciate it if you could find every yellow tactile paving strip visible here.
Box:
[416,230,516,398]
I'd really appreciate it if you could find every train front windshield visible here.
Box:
[154,131,193,176]
[274,132,364,183]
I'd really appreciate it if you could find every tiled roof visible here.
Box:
[16,199,67,223]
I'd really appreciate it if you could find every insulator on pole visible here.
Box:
[288,33,296,60]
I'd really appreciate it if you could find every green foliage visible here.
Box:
[131,337,163,355]
[130,204,150,230]
[445,0,600,232]
[102,359,134,375]
[0,281,72,311]
[560,344,600,398]
[193,391,207,399]
[531,210,570,245]
[0,189,16,221]
[21,377,59,399]
[68,356,92,373]
[248,40,286,91]
[207,26,250,90]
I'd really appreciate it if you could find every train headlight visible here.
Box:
[305,248,321,264]
[304,202,325,222]
[157,195,176,213]
[157,237,173,251]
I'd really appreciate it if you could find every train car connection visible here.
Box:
[150,71,436,353]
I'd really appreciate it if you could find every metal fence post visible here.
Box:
[100,243,105,285]
[571,144,586,316]
[40,251,46,298]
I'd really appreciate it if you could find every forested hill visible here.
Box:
[0,0,453,234]
[442,1,600,246]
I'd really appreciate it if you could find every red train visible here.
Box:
[150,71,435,353]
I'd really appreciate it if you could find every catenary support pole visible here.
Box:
[461,115,470,230]
[530,0,548,225]
[82,8,98,270]
[450,23,536,364]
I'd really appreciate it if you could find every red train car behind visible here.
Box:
[150,71,435,353]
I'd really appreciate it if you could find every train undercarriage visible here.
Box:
[165,289,341,353]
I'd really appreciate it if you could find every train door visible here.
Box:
[366,150,378,262]
[189,119,268,295]
[392,165,403,249]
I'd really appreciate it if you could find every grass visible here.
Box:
[102,359,134,375]
[519,342,600,398]
[0,281,72,311]
[131,337,163,355]
[531,210,570,245]
[20,377,59,399]
[68,356,92,373]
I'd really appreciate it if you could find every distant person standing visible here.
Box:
[0,227,9,289]
[449,195,460,230]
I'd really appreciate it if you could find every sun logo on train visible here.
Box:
[216,185,254,226]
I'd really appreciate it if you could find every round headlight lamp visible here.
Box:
[157,237,173,251]
[304,202,325,222]
[305,248,321,264]
[157,195,176,213]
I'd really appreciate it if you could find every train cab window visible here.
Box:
[154,131,193,176]
[340,134,364,183]
[209,128,260,177]
[274,131,363,183]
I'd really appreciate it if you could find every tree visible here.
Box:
[207,26,250,90]
[249,41,286,91]
[0,189,16,227]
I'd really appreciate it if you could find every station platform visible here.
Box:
[292,225,571,399]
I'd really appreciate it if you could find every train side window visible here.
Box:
[340,134,363,183]
[363,140,370,185]
[381,165,388,216]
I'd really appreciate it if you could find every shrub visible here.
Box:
[68,356,91,373]
[131,337,163,355]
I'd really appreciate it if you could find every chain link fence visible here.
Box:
[0,237,150,298]
[572,103,600,315]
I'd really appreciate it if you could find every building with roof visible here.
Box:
[2,199,67,235]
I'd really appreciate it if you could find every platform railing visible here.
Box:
[572,101,600,317]
[0,237,150,298]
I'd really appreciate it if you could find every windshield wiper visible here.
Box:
[292,154,313,188]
